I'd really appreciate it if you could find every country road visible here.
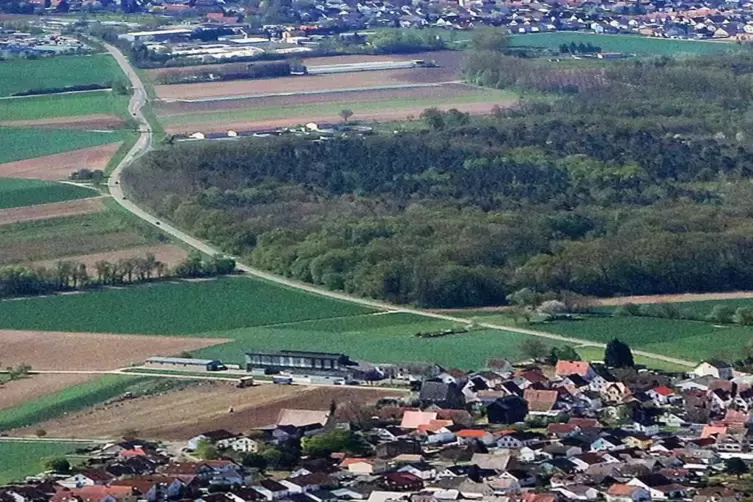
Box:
[102,43,696,370]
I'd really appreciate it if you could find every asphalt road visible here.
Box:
[103,43,695,370]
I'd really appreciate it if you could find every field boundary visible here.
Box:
[105,42,696,370]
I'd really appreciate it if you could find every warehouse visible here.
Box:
[245,350,354,374]
[145,356,227,372]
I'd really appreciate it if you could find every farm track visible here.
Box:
[104,43,697,372]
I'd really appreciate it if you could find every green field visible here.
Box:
[0,177,98,209]
[0,277,373,334]
[0,127,127,164]
[575,346,690,372]
[509,32,736,56]
[195,312,563,369]
[0,91,130,121]
[0,210,158,265]
[0,54,122,97]
[0,441,86,483]
[540,314,753,362]
[0,375,154,431]
[159,89,518,127]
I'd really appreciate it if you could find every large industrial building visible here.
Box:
[245,350,355,375]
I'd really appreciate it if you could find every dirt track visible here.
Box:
[0,114,126,130]
[28,243,189,271]
[18,383,400,439]
[0,142,122,180]
[0,197,105,226]
[0,330,228,371]
[164,101,512,134]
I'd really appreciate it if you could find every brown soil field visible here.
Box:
[0,231,150,266]
[0,197,105,226]
[0,330,228,371]
[165,101,513,134]
[27,243,189,271]
[0,114,126,130]
[0,374,95,409]
[158,83,480,115]
[597,291,753,306]
[0,142,122,180]
[155,67,461,101]
[147,50,463,80]
[20,383,402,439]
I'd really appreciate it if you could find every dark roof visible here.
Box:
[246,350,349,360]
[637,474,672,487]
[202,429,236,441]
[565,374,589,387]
[706,360,732,369]
[259,480,287,492]
[420,381,457,401]
[230,487,265,501]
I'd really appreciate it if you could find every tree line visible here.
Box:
[0,252,236,299]
[122,36,753,308]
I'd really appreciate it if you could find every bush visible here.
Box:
[614,303,641,317]
[707,305,735,324]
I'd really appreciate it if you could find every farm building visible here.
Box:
[145,356,227,372]
[245,350,354,374]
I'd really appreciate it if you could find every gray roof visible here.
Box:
[147,356,218,365]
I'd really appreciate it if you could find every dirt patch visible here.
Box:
[158,83,482,116]
[27,244,189,271]
[0,231,150,266]
[0,330,228,371]
[0,374,95,409]
[0,197,105,226]
[155,67,460,101]
[597,291,753,306]
[26,383,402,439]
[165,101,514,134]
[0,114,126,130]
[0,142,122,181]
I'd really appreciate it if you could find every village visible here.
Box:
[4,351,753,502]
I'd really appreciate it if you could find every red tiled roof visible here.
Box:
[701,425,727,438]
[53,485,134,502]
[456,429,487,438]
[546,422,578,435]
[524,389,558,412]
[652,385,674,396]
[555,360,592,377]
[607,484,640,496]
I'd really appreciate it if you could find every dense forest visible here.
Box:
[125,38,753,308]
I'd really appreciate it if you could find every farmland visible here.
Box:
[0,329,226,371]
[0,441,88,484]
[0,197,105,226]
[0,90,129,123]
[0,276,374,334]
[0,127,127,164]
[195,312,561,369]
[0,54,123,97]
[538,307,753,362]
[508,32,736,55]
[0,374,156,431]
[29,243,189,271]
[21,383,403,439]
[160,87,518,133]
[0,178,98,210]
[0,210,159,265]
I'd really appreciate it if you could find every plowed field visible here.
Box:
[28,243,189,271]
[0,330,228,371]
[0,142,122,180]
[0,197,105,226]
[22,383,402,439]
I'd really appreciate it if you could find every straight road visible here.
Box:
[103,43,695,370]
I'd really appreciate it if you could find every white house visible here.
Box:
[606,484,650,502]
[692,361,734,380]
[225,437,259,453]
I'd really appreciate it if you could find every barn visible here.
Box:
[145,356,227,372]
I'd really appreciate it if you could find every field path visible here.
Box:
[104,42,696,370]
